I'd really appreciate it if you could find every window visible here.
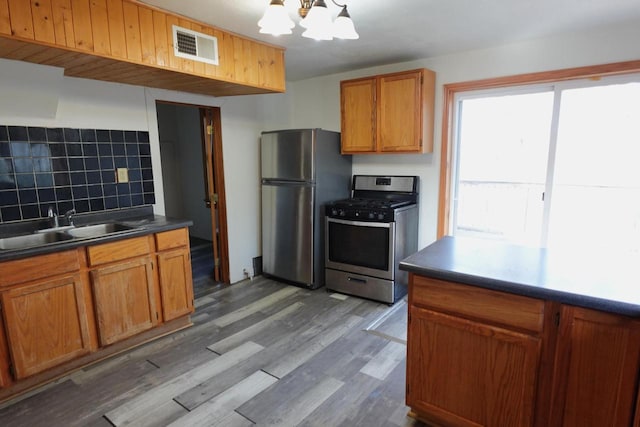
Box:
[453,89,553,246]
[549,81,640,252]
[441,62,640,254]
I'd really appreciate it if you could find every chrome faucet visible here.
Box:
[47,206,59,228]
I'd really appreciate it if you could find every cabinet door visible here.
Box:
[1,274,91,379]
[550,306,640,427]
[0,314,10,387]
[378,70,423,152]
[157,248,194,322]
[91,256,158,346]
[340,77,376,153]
[407,306,541,427]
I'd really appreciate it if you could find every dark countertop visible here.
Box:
[0,206,192,262]
[400,236,640,317]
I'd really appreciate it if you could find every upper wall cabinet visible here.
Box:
[0,0,285,96]
[340,68,435,154]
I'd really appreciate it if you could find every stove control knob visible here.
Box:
[355,211,360,217]
[331,208,338,216]
[378,213,385,220]
[339,209,346,217]
[368,212,375,219]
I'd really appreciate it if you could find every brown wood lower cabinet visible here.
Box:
[90,256,158,346]
[0,315,10,388]
[155,228,194,322]
[157,248,194,322]
[407,274,640,427]
[0,226,194,401]
[407,307,540,426]
[1,274,91,379]
[549,306,640,426]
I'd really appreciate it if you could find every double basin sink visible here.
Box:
[0,223,135,250]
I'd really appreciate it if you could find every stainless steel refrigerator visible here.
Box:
[261,129,352,289]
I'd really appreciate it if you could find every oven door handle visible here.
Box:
[326,217,392,228]
[347,276,367,284]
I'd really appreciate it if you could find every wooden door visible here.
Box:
[90,256,157,346]
[157,248,194,321]
[407,306,541,427]
[378,70,423,152]
[201,108,220,281]
[200,107,230,283]
[1,274,91,379]
[340,77,376,153]
[549,305,640,427]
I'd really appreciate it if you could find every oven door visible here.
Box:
[325,217,395,280]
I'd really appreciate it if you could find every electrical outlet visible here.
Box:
[116,168,129,183]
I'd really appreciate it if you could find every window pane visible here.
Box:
[548,82,640,253]
[453,92,554,245]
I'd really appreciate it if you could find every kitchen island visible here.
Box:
[400,236,640,427]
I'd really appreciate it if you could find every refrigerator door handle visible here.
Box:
[262,179,315,186]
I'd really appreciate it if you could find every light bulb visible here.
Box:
[258,0,295,36]
[333,6,359,39]
[300,0,333,40]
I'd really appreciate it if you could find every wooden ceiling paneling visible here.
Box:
[0,0,286,97]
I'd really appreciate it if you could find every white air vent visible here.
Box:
[172,25,219,66]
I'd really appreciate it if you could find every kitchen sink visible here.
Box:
[0,222,138,251]
[35,225,75,233]
[65,223,134,238]
[0,232,73,250]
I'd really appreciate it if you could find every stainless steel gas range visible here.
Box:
[324,175,419,304]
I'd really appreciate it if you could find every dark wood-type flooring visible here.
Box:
[0,241,424,426]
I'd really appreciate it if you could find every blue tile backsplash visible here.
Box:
[0,125,155,223]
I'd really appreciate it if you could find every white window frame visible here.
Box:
[448,72,640,247]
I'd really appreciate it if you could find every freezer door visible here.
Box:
[261,130,315,182]
[262,183,314,285]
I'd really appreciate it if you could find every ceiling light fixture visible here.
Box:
[258,0,359,41]
[258,0,295,35]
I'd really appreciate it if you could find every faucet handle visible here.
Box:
[64,209,76,226]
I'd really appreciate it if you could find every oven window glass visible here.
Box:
[328,222,389,271]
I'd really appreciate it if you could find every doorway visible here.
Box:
[156,101,230,286]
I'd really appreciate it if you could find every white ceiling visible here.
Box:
[140,0,640,81]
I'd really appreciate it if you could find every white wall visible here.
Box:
[157,104,212,240]
[272,21,640,250]
[0,60,270,283]
[144,88,273,283]
[0,60,148,129]
[157,104,184,220]
[175,106,208,237]
[2,19,640,283]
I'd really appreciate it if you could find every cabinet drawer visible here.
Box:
[0,250,80,288]
[411,275,545,334]
[87,236,151,266]
[155,228,188,251]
